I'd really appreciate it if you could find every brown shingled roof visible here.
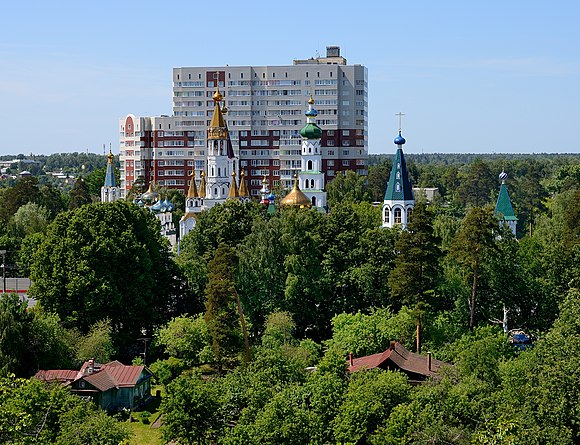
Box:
[348,342,448,382]
[34,369,78,384]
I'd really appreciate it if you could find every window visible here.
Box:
[384,208,390,224]
[407,208,413,220]
[394,208,402,224]
[342,130,349,136]
[342,160,350,166]
[327,160,334,167]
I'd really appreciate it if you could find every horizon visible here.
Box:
[1,1,579,155]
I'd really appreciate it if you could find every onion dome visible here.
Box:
[164,199,174,212]
[151,199,164,213]
[499,170,509,183]
[238,170,249,198]
[208,87,228,140]
[198,171,206,198]
[268,192,275,202]
[141,183,159,203]
[300,96,323,139]
[187,171,199,198]
[280,174,312,208]
[227,171,240,199]
[137,200,144,207]
[394,130,406,146]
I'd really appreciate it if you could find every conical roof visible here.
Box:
[280,175,311,208]
[384,134,414,201]
[187,171,199,198]
[238,170,249,197]
[227,171,239,199]
[199,171,206,198]
[208,88,228,140]
[104,150,116,187]
[495,174,517,221]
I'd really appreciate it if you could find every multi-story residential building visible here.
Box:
[119,46,368,198]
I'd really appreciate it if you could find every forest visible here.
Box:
[0,152,578,444]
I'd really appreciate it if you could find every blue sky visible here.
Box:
[1,0,579,155]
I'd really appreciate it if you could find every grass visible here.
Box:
[125,420,163,445]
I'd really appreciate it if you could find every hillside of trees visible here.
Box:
[0,153,578,444]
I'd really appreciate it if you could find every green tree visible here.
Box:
[367,161,391,202]
[73,319,115,365]
[161,371,220,445]
[68,178,92,209]
[0,294,33,376]
[456,159,495,207]
[326,170,371,207]
[29,201,195,351]
[204,245,243,371]
[154,313,212,366]
[450,207,498,330]
[389,201,442,308]
[8,203,51,238]
[0,177,41,224]
[333,369,411,444]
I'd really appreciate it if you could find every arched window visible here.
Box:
[218,168,221,177]
[310,179,314,188]
[407,207,413,221]
[304,180,308,189]
[396,182,401,192]
[312,196,316,206]
[394,208,402,224]
[309,146,312,153]
[396,172,400,179]
[307,160,313,170]
[214,188,218,195]
[384,208,390,224]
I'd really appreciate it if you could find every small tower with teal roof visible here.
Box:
[101,148,119,203]
[298,96,326,209]
[382,126,414,228]
[495,170,517,236]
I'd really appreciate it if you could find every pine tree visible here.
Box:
[450,206,498,330]
[68,178,92,210]
[388,202,442,309]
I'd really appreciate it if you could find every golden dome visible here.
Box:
[213,89,223,102]
[280,174,311,208]
[308,96,315,105]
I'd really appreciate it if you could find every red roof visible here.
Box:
[35,361,150,392]
[348,342,448,381]
[34,369,78,383]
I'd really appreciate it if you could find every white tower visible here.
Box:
[298,97,326,209]
[179,170,203,239]
[382,125,415,228]
[101,149,119,203]
[204,88,234,209]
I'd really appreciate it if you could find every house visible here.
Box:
[35,359,152,411]
[348,341,449,384]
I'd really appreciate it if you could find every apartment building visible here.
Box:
[119,46,368,198]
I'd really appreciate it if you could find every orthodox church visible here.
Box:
[178,87,250,239]
[494,170,517,236]
[382,129,415,228]
[101,149,119,203]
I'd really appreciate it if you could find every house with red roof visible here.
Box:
[35,359,152,411]
[347,341,449,385]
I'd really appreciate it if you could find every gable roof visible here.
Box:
[348,342,448,380]
[36,361,150,392]
[384,148,414,202]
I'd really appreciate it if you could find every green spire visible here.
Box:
[384,148,414,201]
[495,183,517,221]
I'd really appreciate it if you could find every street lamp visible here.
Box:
[138,328,150,365]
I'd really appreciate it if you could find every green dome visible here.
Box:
[300,122,322,139]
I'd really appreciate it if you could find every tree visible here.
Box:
[450,207,498,330]
[204,245,244,371]
[68,178,92,209]
[333,369,411,444]
[389,201,442,309]
[8,203,51,238]
[154,313,212,366]
[326,170,371,207]
[455,159,495,207]
[73,319,115,365]
[0,294,33,376]
[367,161,392,202]
[161,371,220,445]
[29,201,196,352]
[0,176,41,224]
